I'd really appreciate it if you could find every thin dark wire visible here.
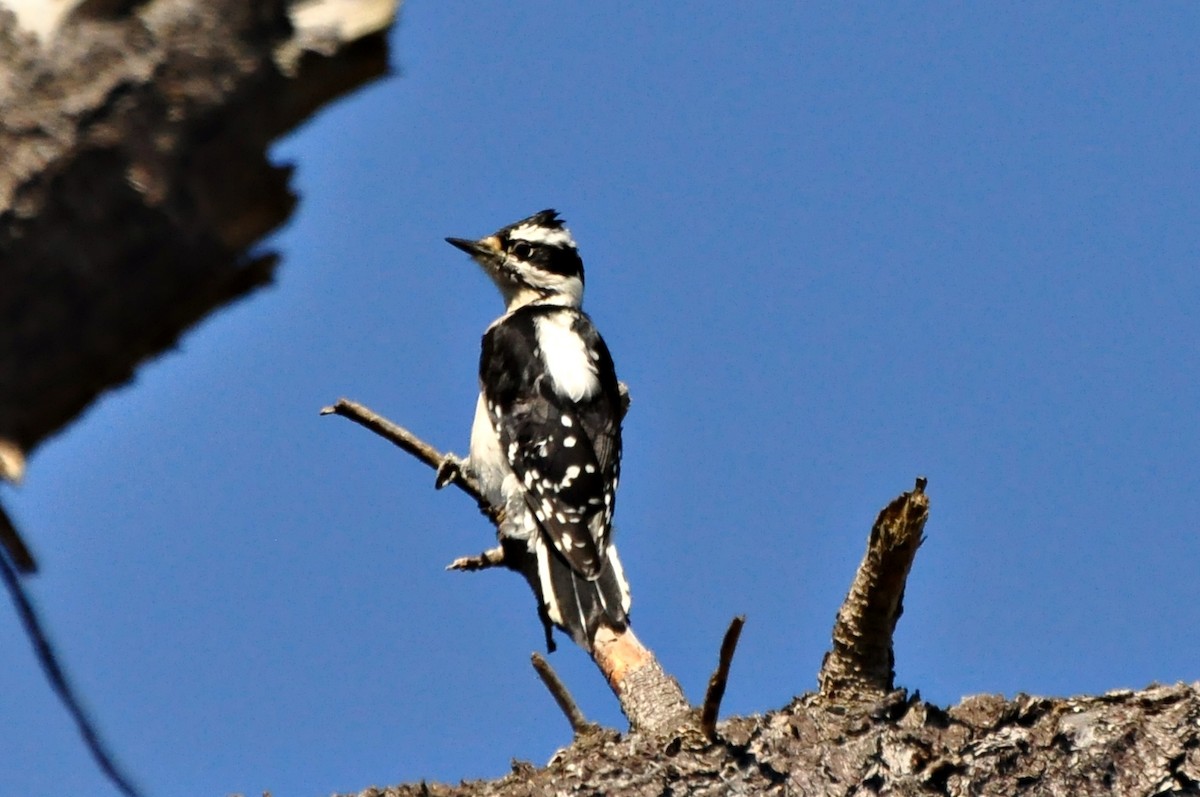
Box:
[0,553,144,797]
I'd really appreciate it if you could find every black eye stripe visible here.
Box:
[500,237,584,280]
[535,245,583,278]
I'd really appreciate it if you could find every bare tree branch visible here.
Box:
[700,615,746,740]
[328,473,1200,796]
[0,500,36,575]
[1,1,395,461]
[531,653,595,737]
[818,477,929,702]
[591,624,691,733]
[321,398,499,524]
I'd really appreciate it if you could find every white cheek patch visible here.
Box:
[534,313,599,401]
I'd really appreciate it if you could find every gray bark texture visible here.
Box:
[343,683,1200,797]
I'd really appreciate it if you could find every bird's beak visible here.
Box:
[445,235,503,261]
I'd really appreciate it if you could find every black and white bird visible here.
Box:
[442,210,630,651]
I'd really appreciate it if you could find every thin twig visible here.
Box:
[531,652,595,736]
[700,615,746,740]
[320,398,498,522]
[0,553,143,797]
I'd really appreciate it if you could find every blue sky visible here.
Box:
[4,4,1199,795]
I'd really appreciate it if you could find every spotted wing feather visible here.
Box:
[480,307,622,580]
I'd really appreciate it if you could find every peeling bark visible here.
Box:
[592,624,691,734]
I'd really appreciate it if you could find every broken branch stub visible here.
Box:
[531,652,596,737]
[818,477,929,703]
[700,615,746,740]
[591,624,691,734]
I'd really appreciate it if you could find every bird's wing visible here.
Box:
[482,309,622,579]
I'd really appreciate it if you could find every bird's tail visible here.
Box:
[535,534,630,651]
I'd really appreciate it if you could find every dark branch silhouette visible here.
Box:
[0,500,36,575]
[0,554,142,797]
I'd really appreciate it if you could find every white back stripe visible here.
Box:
[534,312,599,401]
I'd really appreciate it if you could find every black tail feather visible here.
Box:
[544,540,628,651]
[508,535,631,652]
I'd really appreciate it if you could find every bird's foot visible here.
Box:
[435,453,465,490]
[446,546,506,571]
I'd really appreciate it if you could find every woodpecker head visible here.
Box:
[446,209,585,311]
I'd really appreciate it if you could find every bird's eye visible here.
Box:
[511,242,533,259]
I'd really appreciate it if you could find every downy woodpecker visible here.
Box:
[443,210,630,651]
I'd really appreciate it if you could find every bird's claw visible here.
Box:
[446,546,506,571]
[435,454,464,490]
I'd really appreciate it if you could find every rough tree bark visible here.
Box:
[0,0,395,465]
[340,682,1200,797]
[818,478,928,703]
